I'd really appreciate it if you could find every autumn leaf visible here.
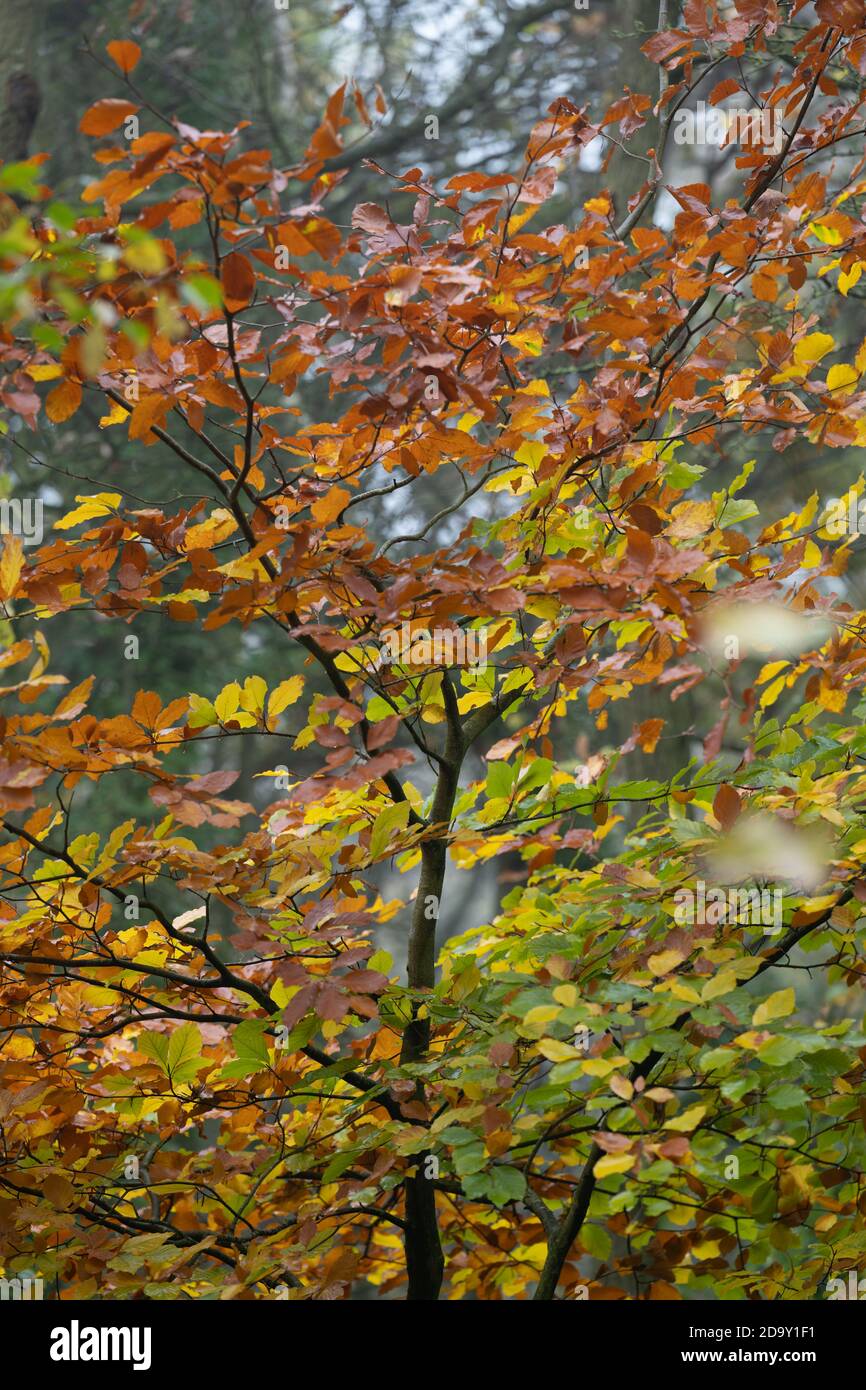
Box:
[79,98,140,136]
[220,252,256,311]
[106,39,142,74]
[45,379,82,423]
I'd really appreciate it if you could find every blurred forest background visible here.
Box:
[1,0,862,976]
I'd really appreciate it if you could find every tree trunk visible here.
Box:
[0,0,40,164]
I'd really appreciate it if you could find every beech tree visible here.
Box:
[2,2,866,1302]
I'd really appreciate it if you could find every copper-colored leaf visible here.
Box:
[79,98,140,136]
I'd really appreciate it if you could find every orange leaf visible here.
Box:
[106,39,142,74]
[712,783,741,831]
[220,252,256,311]
[311,487,351,525]
[79,99,140,136]
[0,536,24,601]
[45,380,82,424]
[708,77,741,105]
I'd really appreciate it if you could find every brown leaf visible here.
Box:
[79,99,140,136]
[220,252,256,311]
[45,379,82,424]
[712,783,741,830]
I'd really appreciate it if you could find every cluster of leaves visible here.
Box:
[1,5,866,1300]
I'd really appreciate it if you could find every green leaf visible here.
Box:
[665,459,705,490]
[485,761,513,800]
[369,800,410,859]
[231,1020,270,1071]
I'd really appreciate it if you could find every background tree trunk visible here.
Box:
[0,0,40,163]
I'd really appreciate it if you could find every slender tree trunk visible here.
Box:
[399,691,463,1300]
[0,0,40,164]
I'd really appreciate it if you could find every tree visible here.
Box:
[1,3,866,1302]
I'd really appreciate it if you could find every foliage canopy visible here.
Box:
[2,3,866,1301]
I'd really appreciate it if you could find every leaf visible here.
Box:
[665,1104,706,1132]
[54,492,121,530]
[485,761,513,800]
[43,1174,75,1209]
[0,536,24,601]
[268,675,304,718]
[369,800,410,859]
[595,1152,636,1178]
[223,1020,271,1077]
[537,1038,581,1062]
[106,39,142,74]
[752,988,795,1027]
[311,487,351,525]
[166,1022,206,1083]
[708,77,742,105]
[648,949,685,977]
[187,693,218,729]
[712,783,741,830]
[138,1031,170,1072]
[220,252,256,311]
[45,379,82,423]
[486,1165,526,1206]
[214,682,241,723]
[793,332,834,367]
[79,99,140,136]
[185,508,237,550]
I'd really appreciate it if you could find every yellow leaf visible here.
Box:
[505,329,543,357]
[827,363,859,396]
[185,507,238,550]
[582,1056,628,1077]
[536,1038,580,1062]
[648,949,685,977]
[702,970,738,1002]
[214,682,241,722]
[756,660,789,685]
[666,1104,706,1132]
[268,675,304,719]
[523,1005,560,1028]
[594,1152,635,1178]
[760,675,787,709]
[26,363,63,381]
[99,397,128,428]
[817,680,846,714]
[666,500,715,540]
[668,980,701,1004]
[809,222,843,246]
[752,987,795,1026]
[240,675,267,716]
[457,692,492,714]
[839,262,864,296]
[793,332,834,367]
[0,536,24,600]
[55,493,122,530]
